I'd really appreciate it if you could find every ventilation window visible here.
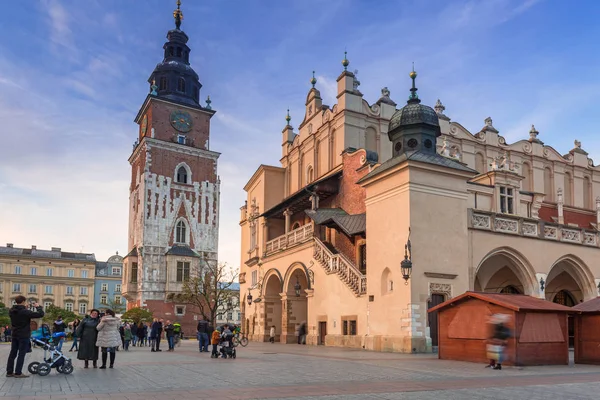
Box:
[424,139,433,149]
[169,47,174,56]
[177,47,182,57]
[407,139,418,149]
[177,78,186,93]
[394,142,402,152]
[159,77,167,91]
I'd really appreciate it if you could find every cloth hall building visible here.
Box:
[239,58,600,353]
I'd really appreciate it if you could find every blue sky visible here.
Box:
[1,0,600,267]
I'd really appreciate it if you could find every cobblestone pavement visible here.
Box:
[1,340,600,399]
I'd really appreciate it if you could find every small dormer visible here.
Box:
[470,151,524,215]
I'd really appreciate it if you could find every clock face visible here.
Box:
[170,110,193,133]
[141,115,148,135]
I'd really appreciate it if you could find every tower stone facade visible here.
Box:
[122,3,220,334]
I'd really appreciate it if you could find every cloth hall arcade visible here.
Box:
[239,56,600,353]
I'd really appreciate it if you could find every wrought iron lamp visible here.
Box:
[294,274,302,297]
[539,277,545,291]
[246,290,253,305]
[400,229,412,284]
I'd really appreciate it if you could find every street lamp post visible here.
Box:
[401,229,413,284]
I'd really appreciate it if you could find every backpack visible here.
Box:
[173,324,181,334]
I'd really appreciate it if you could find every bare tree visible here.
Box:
[180,260,238,325]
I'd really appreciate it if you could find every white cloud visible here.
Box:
[41,0,73,49]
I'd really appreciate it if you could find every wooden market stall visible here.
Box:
[573,297,600,365]
[428,291,573,366]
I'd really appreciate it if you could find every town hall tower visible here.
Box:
[122,1,220,332]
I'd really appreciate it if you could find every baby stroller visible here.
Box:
[219,332,236,359]
[28,324,73,376]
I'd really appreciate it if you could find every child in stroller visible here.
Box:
[219,325,236,359]
[28,324,73,376]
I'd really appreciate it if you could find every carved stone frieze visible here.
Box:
[583,233,597,246]
[544,226,558,239]
[522,222,538,236]
[561,228,581,243]
[429,283,452,300]
[472,214,491,229]
[494,218,518,233]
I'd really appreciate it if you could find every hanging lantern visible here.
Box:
[294,274,302,297]
[247,292,253,305]
[401,231,412,284]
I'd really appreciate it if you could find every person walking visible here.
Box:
[76,309,101,368]
[5,296,44,378]
[123,324,132,351]
[130,322,138,347]
[69,318,81,352]
[96,309,122,368]
[164,320,175,351]
[136,322,145,346]
[197,317,209,352]
[270,325,276,343]
[150,318,163,352]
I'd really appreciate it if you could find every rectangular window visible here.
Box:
[44,302,52,311]
[30,267,37,275]
[499,186,514,214]
[112,267,121,275]
[67,269,75,278]
[100,295,107,305]
[101,283,108,292]
[176,306,185,315]
[131,263,138,283]
[227,312,233,321]
[45,285,53,294]
[79,303,87,314]
[251,270,257,286]
[15,265,21,274]
[81,270,88,279]
[358,244,367,274]
[13,283,21,293]
[176,261,190,282]
[115,284,121,293]
[28,284,37,293]
[66,286,74,295]
[80,287,88,295]
[342,316,357,336]
[46,268,53,277]
[65,303,73,312]
[114,296,121,304]
[178,135,185,144]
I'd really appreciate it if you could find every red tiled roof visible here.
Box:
[428,291,575,313]
[573,297,600,312]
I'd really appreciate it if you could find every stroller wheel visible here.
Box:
[37,363,51,377]
[28,361,40,374]
[61,362,74,375]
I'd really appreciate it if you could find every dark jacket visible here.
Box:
[9,305,44,339]
[53,319,66,333]
[492,323,511,341]
[197,319,209,334]
[130,323,138,335]
[164,323,175,337]
[76,316,100,360]
[150,321,162,338]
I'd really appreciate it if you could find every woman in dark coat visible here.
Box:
[76,309,100,368]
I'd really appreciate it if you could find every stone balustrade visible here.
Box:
[264,223,314,256]
[469,209,598,246]
[313,237,367,296]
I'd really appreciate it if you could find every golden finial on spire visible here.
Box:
[173,0,184,30]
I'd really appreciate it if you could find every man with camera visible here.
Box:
[5,296,45,378]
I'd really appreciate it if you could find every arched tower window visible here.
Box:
[175,220,188,244]
[169,47,174,57]
[306,165,314,184]
[365,127,377,154]
[178,78,186,93]
[176,166,187,184]
[159,77,167,91]
[177,47,182,57]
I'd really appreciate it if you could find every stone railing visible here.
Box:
[469,209,599,247]
[264,223,314,256]
[313,237,367,296]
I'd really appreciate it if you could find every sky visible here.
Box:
[1,0,600,269]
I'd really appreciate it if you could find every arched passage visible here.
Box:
[474,247,537,295]
[281,263,309,344]
[262,269,283,342]
[546,255,596,303]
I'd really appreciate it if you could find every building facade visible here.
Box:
[122,3,220,335]
[0,244,96,316]
[94,254,126,312]
[214,283,241,326]
[239,57,600,352]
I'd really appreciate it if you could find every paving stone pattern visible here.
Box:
[1,341,599,399]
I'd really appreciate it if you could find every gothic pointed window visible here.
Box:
[159,77,167,91]
[176,220,187,244]
[176,166,187,184]
[178,78,186,93]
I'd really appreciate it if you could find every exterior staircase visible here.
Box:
[313,237,367,296]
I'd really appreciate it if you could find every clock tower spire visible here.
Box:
[123,2,220,335]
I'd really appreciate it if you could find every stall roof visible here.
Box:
[573,297,600,313]
[428,291,575,313]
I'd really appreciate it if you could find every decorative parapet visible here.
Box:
[468,209,599,247]
[264,223,314,256]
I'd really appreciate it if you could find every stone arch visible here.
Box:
[546,254,596,302]
[281,262,310,344]
[174,162,192,184]
[474,247,537,295]
[262,269,284,342]
[283,262,312,291]
[261,268,284,297]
